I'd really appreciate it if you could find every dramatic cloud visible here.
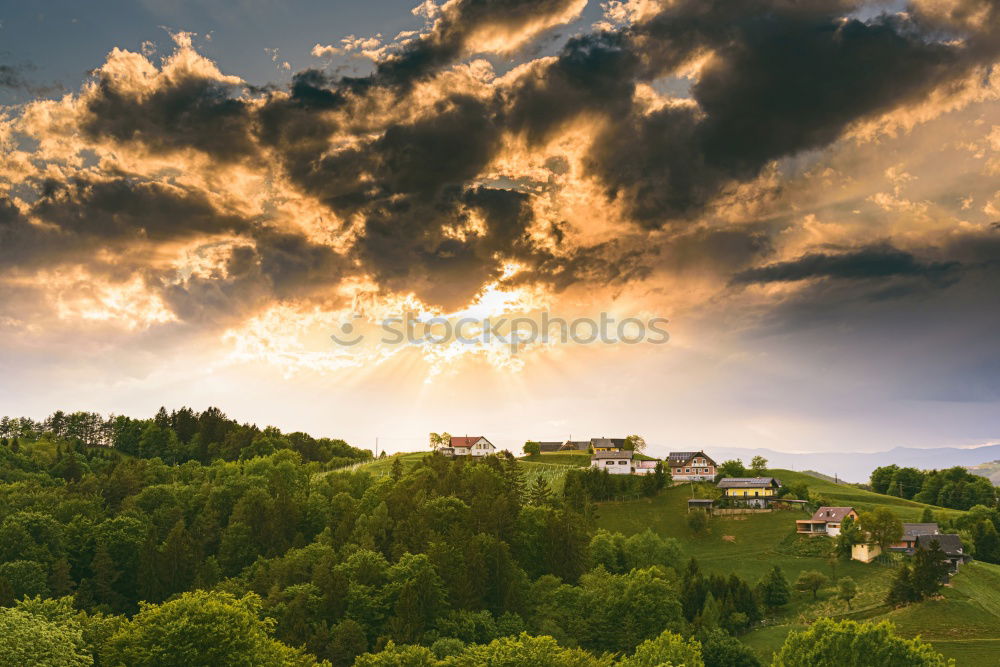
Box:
[730,244,961,285]
[3,0,1000,364]
[374,0,589,84]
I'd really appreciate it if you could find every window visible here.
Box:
[606,461,613,466]
[619,461,627,465]
[685,468,690,473]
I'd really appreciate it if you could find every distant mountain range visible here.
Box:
[656,444,1000,484]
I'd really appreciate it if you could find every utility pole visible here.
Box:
[375,436,379,458]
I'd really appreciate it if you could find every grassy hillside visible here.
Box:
[332,451,582,494]
[594,468,993,664]
[520,451,592,466]
[774,469,966,522]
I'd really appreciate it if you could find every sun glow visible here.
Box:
[221,270,553,380]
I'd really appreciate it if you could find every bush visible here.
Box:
[779,535,832,558]
[687,511,709,536]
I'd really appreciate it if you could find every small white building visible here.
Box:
[448,436,496,457]
[634,459,660,475]
[852,543,881,563]
[591,449,634,474]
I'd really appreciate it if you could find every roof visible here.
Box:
[537,441,562,452]
[902,523,940,540]
[716,477,782,489]
[810,507,857,523]
[667,451,716,465]
[560,440,590,451]
[450,436,491,449]
[916,533,964,556]
[688,498,714,505]
[591,437,626,449]
[591,450,634,460]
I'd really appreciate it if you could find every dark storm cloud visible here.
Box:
[374,0,586,85]
[730,244,960,285]
[32,179,250,242]
[0,57,61,96]
[0,180,248,274]
[13,0,1000,319]
[507,0,999,226]
[158,245,271,325]
[355,185,538,309]
[0,64,30,90]
[82,67,255,161]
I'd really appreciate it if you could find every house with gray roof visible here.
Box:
[796,506,859,537]
[916,533,970,572]
[560,440,590,451]
[890,523,940,553]
[666,451,716,481]
[591,437,626,451]
[591,449,633,475]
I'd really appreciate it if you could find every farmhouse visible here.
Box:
[560,440,590,451]
[666,451,717,481]
[537,441,563,453]
[796,506,859,537]
[916,533,970,572]
[890,523,940,553]
[446,436,496,457]
[591,437,626,451]
[591,449,633,474]
[717,477,782,507]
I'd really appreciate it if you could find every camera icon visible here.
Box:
[330,314,364,346]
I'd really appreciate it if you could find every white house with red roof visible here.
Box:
[446,436,496,457]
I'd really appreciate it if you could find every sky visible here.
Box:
[1,0,999,457]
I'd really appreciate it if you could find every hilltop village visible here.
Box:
[437,434,971,573]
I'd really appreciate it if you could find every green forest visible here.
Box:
[0,409,960,666]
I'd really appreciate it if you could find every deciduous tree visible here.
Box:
[837,577,857,610]
[773,619,952,666]
[794,570,828,600]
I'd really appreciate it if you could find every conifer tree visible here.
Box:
[760,566,790,608]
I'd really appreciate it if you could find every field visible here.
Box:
[594,468,997,665]
[521,451,593,466]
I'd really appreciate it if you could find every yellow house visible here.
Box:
[590,437,625,452]
[716,477,782,507]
